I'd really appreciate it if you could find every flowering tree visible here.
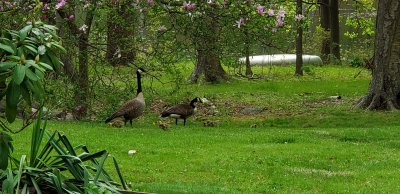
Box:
[146,0,288,82]
[1,0,304,118]
[39,0,98,119]
[106,0,137,66]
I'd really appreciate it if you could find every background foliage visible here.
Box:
[0,0,376,120]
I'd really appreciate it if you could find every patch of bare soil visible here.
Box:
[303,97,344,108]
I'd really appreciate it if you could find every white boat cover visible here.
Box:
[239,54,323,66]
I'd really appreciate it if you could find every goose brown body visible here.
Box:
[105,68,145,126]
[161,97,201,126]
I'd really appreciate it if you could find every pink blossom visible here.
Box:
[55,0,67,10]
[271,28,277,33]
[275,18,284,27]
[183,1,195,11]
[236,17,245,28]
[147,0,153,5]
[67,15,74,21]
[295,14,304,21]
[267,9,274,17]
[158,25,167,33]
[42,4,49,11]
[0,5,3,11]
[275,7,285,27]
[256,5,265,15]
[277,7,286,18]
[41,14,47,20]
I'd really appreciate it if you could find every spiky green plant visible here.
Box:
[1,110,127,193]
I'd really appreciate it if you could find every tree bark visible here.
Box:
[330,0,340,61]
[244,29,253,77]
[74,35,89,119]
[188,11,228,83]
[106,0,136,66]
[356,0,400,111]
[189,50,204,82]
[57,0,97,119]
[60,53,77,81]
[319,0,331,64]
[295,0,303,76]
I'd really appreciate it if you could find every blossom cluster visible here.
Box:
[141,0,287,31]
[0,0,18,11]
[41,0,74,21]
[295,14,304,21]
[236,4,286,31]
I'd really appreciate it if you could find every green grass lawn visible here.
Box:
[10,65,400,193]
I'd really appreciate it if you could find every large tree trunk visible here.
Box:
[330,0,340,61]
[295,0,303,76]
[188,12,228,83]
[356,0,400,110]
[203,50,227,82]
[319,0,331,64]
[106,0,136,66]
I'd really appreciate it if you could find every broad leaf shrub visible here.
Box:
[0,21,64,123]
[1,22,127,193]
[0,22,65,170]
[0,21,64,170]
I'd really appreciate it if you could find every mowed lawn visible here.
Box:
[10,65,400,193]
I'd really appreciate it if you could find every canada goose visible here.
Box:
[105,68,146,126]
[160,97,202,126]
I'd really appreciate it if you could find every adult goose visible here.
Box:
[160,97,202,126]
[105,68,146,126]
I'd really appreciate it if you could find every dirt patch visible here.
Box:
[303,97,344,108]
[289,167,353,177]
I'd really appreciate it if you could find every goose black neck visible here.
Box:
[136,71,142,94]
[190,98,197,108]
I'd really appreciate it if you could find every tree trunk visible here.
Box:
[330,0,340,61]
[189,50,205,82]
[295,0,303,76]
[203,51,226,82]
[74,35,89,119]
[106,0,136,66]
[356,0,400,110]
[57,0,97,119]
[319,0,331,64]
[188,11,228,83]
[61,53,77,81]
[244,29,253,77]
